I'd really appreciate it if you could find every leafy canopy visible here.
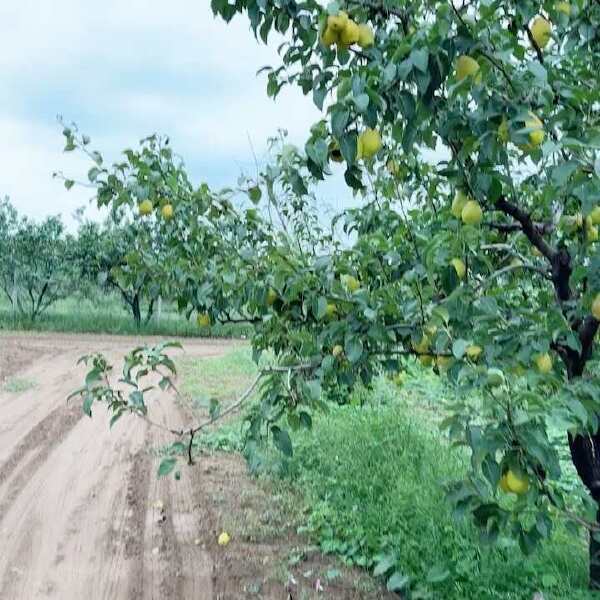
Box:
[67,0,600,573]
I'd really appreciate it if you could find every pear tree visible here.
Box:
[68,0,600,591]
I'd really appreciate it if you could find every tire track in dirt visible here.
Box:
[0,333,231,600]
[0,402,82,516]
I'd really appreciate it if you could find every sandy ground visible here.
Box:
[0,332,390,600]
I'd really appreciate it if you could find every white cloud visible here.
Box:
[0,0,332,229]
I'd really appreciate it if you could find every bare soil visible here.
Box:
[0,332,390,600]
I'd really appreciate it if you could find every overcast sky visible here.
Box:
[1,1,350,230]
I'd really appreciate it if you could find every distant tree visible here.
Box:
[73,218,162,328]
[0,200,74,321]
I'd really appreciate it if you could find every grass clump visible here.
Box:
[2,377,36,393]
[0,294,252,338]
[287,381,589,599]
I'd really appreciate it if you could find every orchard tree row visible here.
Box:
[0,196,161,325]
[68,0,600,591]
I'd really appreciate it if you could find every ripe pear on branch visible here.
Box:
[451,190,469,218]
[530,16,552,49]
[357,128,382,159]
[455,55,481,83]
[138,200,153,216]
[461,200,483,226]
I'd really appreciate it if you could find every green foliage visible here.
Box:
[0,294,251,337]
[0,198,76,321]
[63,0,600,579]
[2,377,36,393]
[286,379,590,599]
[69,341,180,423]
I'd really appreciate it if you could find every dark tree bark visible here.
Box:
[131,293,141,329]
[495,195,600,588]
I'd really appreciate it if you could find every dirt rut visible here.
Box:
[0,333,233,600]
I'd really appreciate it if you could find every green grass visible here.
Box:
[0,294,252,338]
[2,376,36,393]
[177,349,593,599]
[177,347,258,403]
[287,383,590,599]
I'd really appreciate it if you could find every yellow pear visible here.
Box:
[455,55,480,82]
[266,288,278,306]
[526,113,544,148]
[340,19,360,46]
[342,274,360,292]
[466,345,482,361]
[592,294,600,321]
[451,190,469,218]
[357,128,382,159]
[531,16,552,49]
[332,344,344,358]
[588,225,599,242]
[519,113,544,151]
[505,469,530,495]
[217,531,231,546]
[327,11,348,33]
[436,356,453,371]
[412,335,430,355]
[197,313,211,328]
[419,355,433,367]
[556,2,571,16]
[321,26,339,47]
[139,200,153,216]
[161,204,174,220]
[510,258,523,268]
[590,207,600,225]
[450,258,466,279]
[325,303,338,319]
[499,473,511,493]
[357,24,374,48]
[461,200,483,226]
[535,352,553,374]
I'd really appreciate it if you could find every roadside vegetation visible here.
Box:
[177,348,591,599]
[0,294,250,337]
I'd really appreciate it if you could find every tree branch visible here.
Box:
[494,196,555,261]
[524,25,544,64]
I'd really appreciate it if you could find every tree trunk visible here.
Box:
[132,294,141,329]
[144,297,155,325]
[590,507,600,590]
[569,434,600,590]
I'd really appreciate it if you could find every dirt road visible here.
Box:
[0,332,388,600]
[0,333,238,600]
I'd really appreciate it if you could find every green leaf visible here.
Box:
[410,48,429,73]
[345,336,363,363]
[331,108,350,139]
[426,564,450,584]
[248,186,262,204]
[271,425,293,457]
[452,339,468,359]
[387,571,409,592]
[339,132,357,165]
[157,457,177,477]
[373,554,396,577]
[354,93,370,112]
[82,392,94,417]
